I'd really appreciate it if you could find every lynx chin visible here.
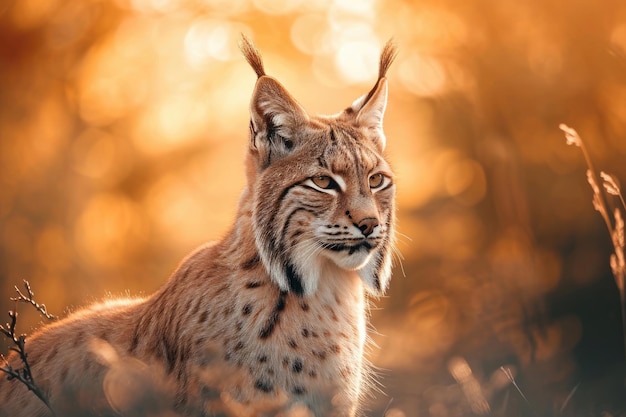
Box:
[0,37,398,417]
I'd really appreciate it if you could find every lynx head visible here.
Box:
[240,36,397,297]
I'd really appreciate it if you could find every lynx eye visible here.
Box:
[369,173,385,189]
[312,175,334,189]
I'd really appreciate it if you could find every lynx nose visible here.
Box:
[356,217,378,237]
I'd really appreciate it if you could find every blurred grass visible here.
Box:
[2,0,626,415]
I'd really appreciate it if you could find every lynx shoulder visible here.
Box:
[0,37,398,417]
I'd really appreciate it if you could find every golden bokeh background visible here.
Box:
[2,0,626,415]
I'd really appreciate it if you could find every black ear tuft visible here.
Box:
[378,39,398,81]
[351,40,397,113]
[240,34,266,78]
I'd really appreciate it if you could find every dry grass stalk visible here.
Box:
[560,123,626,357]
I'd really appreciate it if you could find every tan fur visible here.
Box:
[0,39,397,417]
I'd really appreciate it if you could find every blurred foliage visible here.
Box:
[2,0,626,415]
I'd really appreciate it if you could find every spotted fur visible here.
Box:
[0,37,397,417]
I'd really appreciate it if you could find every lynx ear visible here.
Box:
[240,35,309,167]
[352,78,388,150]
[249,77,309,166]
[346,40,396,151]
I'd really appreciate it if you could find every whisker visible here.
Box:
[303,242,324,265]
[390,245,407,278]
[394,230,413,242]
[294,236,324,265]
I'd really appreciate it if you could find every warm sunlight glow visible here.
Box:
[290,14,331,55]
[77,23,150,126]
[334,39,380,83]
[71,129,132,184]
[132,95,208,155]
[332,0,376,16]
[252,0,304,15]
[9,0,57,29]
[406,7,469,51]
[75,193,148,267]
[185,19,250,68]
[2,0,626,415]
[129,0,179,13]
[398,52,448,96]
[444,159,487,206]
[611,24,626,53]
[145,174,206,246]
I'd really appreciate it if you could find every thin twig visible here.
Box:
[1,353,56,415]
[11,280,57,320]
[0,281,57,416]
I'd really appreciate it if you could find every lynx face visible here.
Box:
[242,39,397,297]
[304,128,394,272]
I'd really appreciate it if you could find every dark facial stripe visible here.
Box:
[285,263,304,296]
[274,181,304,215]
[263,181,305,261]
[274,207,311,270]
[281,207,315,245]
[266,180,305,240]
[283,207,313,230]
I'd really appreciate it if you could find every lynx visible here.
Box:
[0,37,397,417]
